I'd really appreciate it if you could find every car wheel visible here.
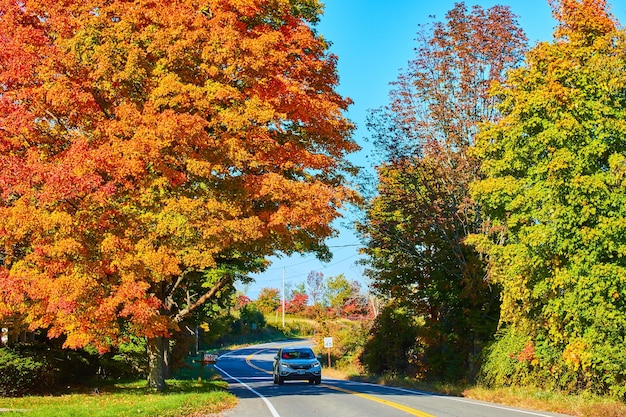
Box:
[273,373,278,384]
[278,376,284,385]
[314,377,321,385]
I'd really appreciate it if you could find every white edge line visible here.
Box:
[332,379,561,417]
[214,364,281,417]
[219,345,558,417]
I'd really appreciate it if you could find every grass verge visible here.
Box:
[0,379,236,417]
[464,386,626,417]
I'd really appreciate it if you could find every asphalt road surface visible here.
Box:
[213,340,573,417]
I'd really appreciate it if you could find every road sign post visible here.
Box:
[323,337,333,367]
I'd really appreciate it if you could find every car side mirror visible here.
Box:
[316,354,322,360]
[274,355,279,360]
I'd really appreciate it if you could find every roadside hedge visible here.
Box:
[0,347,58,396]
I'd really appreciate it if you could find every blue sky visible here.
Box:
[243,0,626,299]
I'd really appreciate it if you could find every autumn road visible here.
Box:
[213,340,571,417]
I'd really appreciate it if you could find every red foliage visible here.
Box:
[284,292,308,314]
[0,0,357,354]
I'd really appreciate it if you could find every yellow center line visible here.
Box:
[245,345,433,417]
[322,384,435,417]
[245,341,305,374]
[246,349,273,374]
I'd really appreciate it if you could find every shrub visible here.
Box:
[0,347,58,397]
[480,327,626,399]
[200,314,235,347]
[316,318,370,373]
[237,303,266,330]
[361,305,419,377]
[478,327,532,387]
[98,336,148,380]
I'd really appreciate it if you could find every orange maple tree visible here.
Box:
[0,0,357,388]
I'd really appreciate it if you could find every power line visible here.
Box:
[258,242,362,273]
[252,253,363,284]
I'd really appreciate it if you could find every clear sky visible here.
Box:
[243,0,626,299]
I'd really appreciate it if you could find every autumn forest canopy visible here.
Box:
[1,0,626,399]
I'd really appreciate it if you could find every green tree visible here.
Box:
[255,287,280,314]
[291,282,307,299]
[360,2,526,381]
[238,303,266,330]
[324,274,352,316]
[361,305,420,377]
[471,0,626,396]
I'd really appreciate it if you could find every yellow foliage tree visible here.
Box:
[0,0,358,389]
[472,0,626,395]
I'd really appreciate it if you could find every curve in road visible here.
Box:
[214,340,572,417]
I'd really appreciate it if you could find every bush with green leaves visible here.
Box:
[0,347,59,396]
[480,326,626,398]
[237,303,266,330]
[315,317,370,372]
[97,336,149,380]
[479,327,535,388]
[361,305,420,377]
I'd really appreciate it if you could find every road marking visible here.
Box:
[433,395,560,417]
[244,340,308,375]
[214,364,281,417]
[322,384,435,417]
[341,381,561,417]
[246,349,272,374]
[243,344,434,417]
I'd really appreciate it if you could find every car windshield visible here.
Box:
[282,349,314,359]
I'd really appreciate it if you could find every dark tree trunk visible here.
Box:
[145,274,232,390]
[147,336,169,391]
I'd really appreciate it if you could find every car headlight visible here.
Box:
[279,362,290,369]
[312,361,321,368]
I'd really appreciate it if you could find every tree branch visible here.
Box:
[172,274,233,323]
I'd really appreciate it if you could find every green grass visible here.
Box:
[264,312,317,327]
[0,379,236,417]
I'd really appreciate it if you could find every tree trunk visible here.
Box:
[147,336,169,391]
[145,274,231,390]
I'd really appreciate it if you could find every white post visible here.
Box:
[282,267,285,328]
